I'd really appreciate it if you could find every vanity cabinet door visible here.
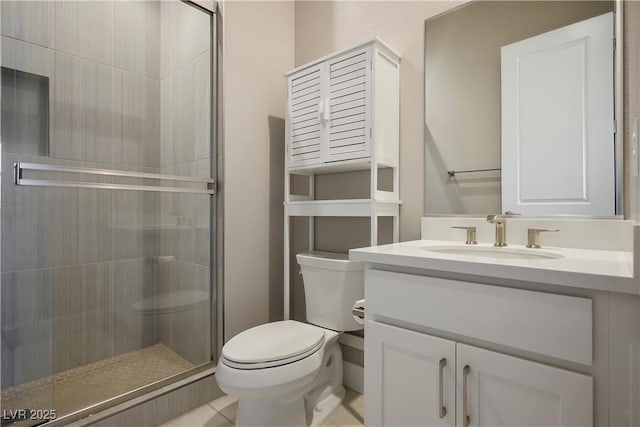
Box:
[365,321,455,427]
[456,344,592,427]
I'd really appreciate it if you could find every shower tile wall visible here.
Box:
[1,1,211,390]
[157,1,212,364]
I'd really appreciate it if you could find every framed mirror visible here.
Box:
[424,1,622,217]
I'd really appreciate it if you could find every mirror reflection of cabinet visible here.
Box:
[423,1,619,216]
[501,13,614,215]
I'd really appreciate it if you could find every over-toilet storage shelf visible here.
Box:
[283,38,401,319]
[285,199,400,218]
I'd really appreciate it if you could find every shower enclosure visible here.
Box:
[0,1,219,425]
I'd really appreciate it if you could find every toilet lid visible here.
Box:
[222,320,325,366]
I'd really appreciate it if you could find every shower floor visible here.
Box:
[1,344,193,426]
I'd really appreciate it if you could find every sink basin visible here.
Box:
[422,245,563,260]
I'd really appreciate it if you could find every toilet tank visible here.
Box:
[296,251,364,331]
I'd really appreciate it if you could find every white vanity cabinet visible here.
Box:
[364,269,594,427]
[285,39,399,169]
[456,344,592,427]
[366,322,592,427]
[366,321,456,426]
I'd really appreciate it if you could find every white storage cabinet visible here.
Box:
[286,39,399,170]
[283,39,401,319]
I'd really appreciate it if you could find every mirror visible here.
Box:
[424,1,622,217]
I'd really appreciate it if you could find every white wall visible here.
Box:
[220,0,294,340]
[295,1,464,242]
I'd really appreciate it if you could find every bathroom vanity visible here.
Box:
[350,217,640,427]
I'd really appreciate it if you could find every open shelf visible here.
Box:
[285,199,400,217]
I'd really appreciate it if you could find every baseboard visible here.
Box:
[343,360,364,394]
[339,332,364,351]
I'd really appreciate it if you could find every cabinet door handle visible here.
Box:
[463,365,470,427]
[323,98,330,123]
[438,358,447,419]
[318,100,324,123]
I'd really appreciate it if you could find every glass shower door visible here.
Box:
[1,1,216,424]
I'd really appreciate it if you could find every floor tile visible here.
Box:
[159,403,232,427]
[208,394,238,424]
[328,389,364,427]
[193,389,364,427]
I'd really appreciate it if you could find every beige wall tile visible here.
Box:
[194,50,212,160]
[53,265,84,373]
[81,263,114,365]
[114,1,160,79]
[1,35,55,78]
[117,71,161,168]
[172,61,196,165]
[52,51,87,160]
[112,259,154,355]
[77,185,112,265]
[161,0,210,77]
[1,154,53,271]
[160,1,177,79]
[85,61,113,163]
[52,185,81,267]
[111,68,123,164]
[160,74,175,167]
[1,269,54,387]
[1,1,55,48]
[1,37,55,158]
[55,1,113,65]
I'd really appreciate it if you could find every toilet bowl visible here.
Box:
[215,252,364,427]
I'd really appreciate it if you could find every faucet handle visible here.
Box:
[451,226,478,245]
[526,228,559,249]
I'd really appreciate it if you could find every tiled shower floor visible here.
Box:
[1,344,193,426]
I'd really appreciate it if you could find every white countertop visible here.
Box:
[350,240,639,295]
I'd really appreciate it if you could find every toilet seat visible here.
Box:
[221,320,325,370]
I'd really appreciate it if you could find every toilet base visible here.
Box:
[236,396,307,427]
[234,385,345,427]
[309,385,345,427]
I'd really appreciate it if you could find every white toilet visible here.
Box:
[215,251,364,427]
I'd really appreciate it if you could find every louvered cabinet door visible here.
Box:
[325,47,371,162]
[287,64,325,167]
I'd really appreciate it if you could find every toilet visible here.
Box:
[215,251,364,427]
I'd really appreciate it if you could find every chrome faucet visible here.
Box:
[486,214,507,247]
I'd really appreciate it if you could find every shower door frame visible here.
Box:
[6,1,224,425]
